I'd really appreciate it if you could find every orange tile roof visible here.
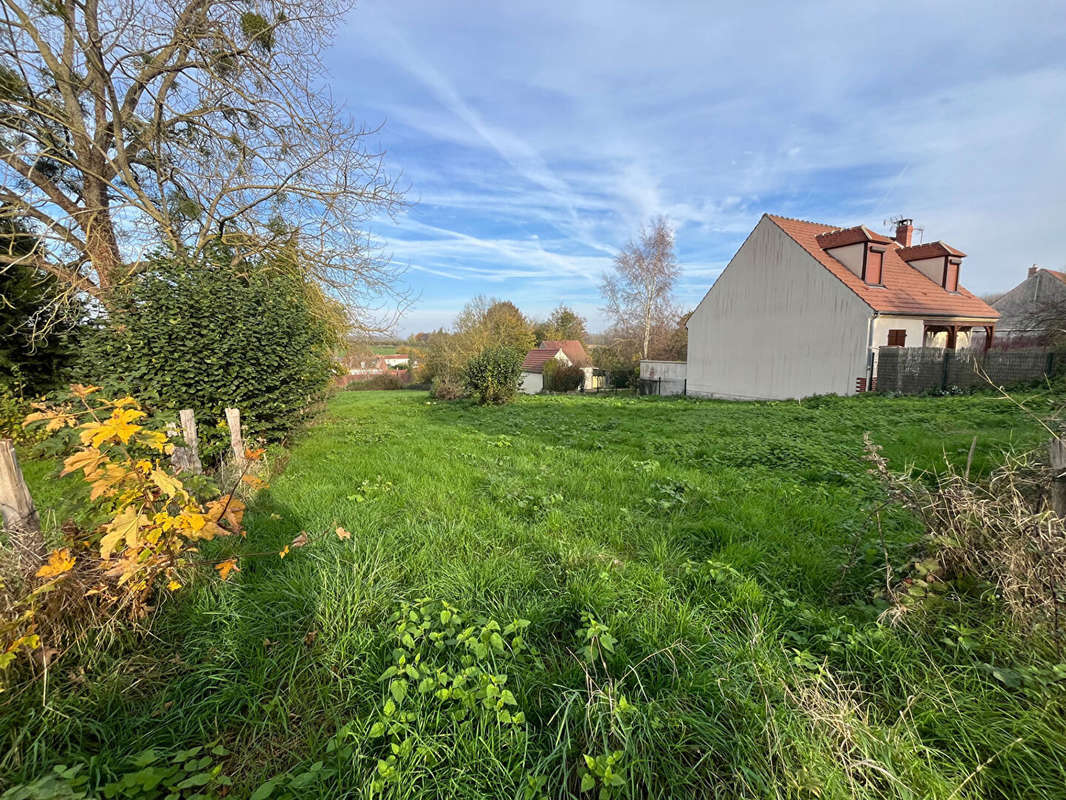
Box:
[539,339,591,367]
[766,215,998,320]
[815,226,893,249]
[521,349,559,373]
[898,241,967,260]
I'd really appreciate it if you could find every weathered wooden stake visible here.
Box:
[169,409,203,474]
[0,438,45,570]
[224,407,246,470]
[1049,437,1066,518]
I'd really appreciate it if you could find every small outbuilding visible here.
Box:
[519,340,593,393]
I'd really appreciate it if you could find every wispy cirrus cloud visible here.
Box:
[327,0,1066,334]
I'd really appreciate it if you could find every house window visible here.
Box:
[887,329,906,347]
[863,247,884,285]
[944,259,960,292]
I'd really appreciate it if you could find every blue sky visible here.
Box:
[325,0,1066,336]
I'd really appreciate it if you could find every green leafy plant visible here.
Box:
[76,246,336,442]
[579,751,625,798]
[545,363,585,393]
[367,598,532,792]
[464,346,523,405]
[576,613,617,665]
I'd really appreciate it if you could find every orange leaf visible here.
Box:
[215,559,239,581]
[335,526,351,540]
[291,532,308,548]
[278,545,290,559]
[241,474,268,490]
[244,448,266,461]
[36,548,75,578]
[69,383,100,398]
[61,449,107,477]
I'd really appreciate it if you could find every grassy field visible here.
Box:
[4,389,1066,798]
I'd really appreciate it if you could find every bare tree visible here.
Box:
[601,216,680,359]
[0,0,405,332]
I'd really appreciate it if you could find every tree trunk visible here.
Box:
[79,178,122,293]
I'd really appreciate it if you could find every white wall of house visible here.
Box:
[686,216,873,400]
[871,315,926,349]
[519,372,543,394]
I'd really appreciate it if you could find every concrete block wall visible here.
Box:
[875,347,1065,394]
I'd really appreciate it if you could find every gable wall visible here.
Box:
[686,216,872,399]
[993,271,1066,333]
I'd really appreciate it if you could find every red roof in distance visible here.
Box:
[521,340,591,373]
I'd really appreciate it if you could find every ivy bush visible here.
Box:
[78,247,336,441]
[463,346,523,405]
[546,363,584,392]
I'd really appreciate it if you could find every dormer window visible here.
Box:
[897,241,967,291]
[863,245,885,285]
[816,226,893,284]
[944,258,961,292]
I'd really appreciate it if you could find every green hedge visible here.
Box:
[79,248,336,442]
[464,346,523,405]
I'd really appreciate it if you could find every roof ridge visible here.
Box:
[767,212,839,228]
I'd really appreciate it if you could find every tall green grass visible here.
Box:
[3,389,1065,798]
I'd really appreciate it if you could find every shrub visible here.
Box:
[345,374,405,391]
[547,363,584,392]
[430,373,465,400]
[3,387,250,689]
[77,246,336,441]
[0,213,80,395]
[865,434,1066,637]
[464,346,523,405]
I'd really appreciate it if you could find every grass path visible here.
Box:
[5,390,1066,798]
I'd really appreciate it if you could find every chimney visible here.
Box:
[1028,265,1039,278]
[894,218,914,247]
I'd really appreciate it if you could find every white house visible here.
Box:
[519,340,593,393]
[685,215,999,400]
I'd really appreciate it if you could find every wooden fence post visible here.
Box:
[224,408,246,470]
[169,409,203,474]
[1049,437,1066,518]
[0,438,45,570]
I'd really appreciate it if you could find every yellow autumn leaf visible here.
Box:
[150,468,184,499]
[335,526,351,540]
[35,548,76,578]
[137,429,169,453]
[89,463,134,500]
[79,407,147,447]
[278,545,290,559]
[61,449,108,477]
[168,580,182,591]
[215,559,239,581]
[205,496,245,531]
[100,506,148,560]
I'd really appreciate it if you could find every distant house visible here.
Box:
[685,215,999,400]
[991,267,1066,345]
[519,339,594,393]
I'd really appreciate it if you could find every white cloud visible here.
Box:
[329,0,1066,334]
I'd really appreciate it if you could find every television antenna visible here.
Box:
[884,215,925,243]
